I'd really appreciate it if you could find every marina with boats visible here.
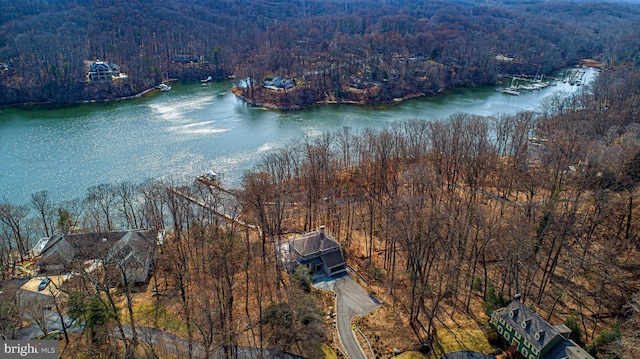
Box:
[500,67,588,96]
[500,74,551,96]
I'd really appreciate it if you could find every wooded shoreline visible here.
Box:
[231,86,432,110]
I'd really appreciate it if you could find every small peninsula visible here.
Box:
[231,75,436,110]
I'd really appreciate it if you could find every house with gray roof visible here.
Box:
[281,226,346,277]
[37,229,156,284]
[86,60,125,81]
[490,299,594,359]
[104,230,156,284]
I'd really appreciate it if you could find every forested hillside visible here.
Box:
[2,63,640,358]
[1,0,640,105]
[2,1,640,358]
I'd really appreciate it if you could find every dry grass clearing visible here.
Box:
[354,299,494,359]
[431,323,493,356]
[355,304,421,358]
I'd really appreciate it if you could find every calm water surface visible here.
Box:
[0,68,596,204]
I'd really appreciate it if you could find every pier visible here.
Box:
[562,68,587,86]
[501,73,556,95]
[168,186,258,230]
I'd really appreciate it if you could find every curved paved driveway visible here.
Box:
[334,274,380,359]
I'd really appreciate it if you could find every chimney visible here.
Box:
[514,293,521,301]
[319,225,325,234]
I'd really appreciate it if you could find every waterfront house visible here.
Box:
[86,60,126,81]
[489,299,594,359]
[38,229,156,284]
[280,226,346,277]
[263,76,294,90]
[104,230,156,284]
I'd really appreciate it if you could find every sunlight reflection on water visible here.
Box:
[0,68,597,204]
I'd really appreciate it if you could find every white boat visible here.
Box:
[204,170,218,180]
[201,76,213,83]
[530,82,546,90]
[501,88,520,96]
[157,83,171,92]
[519,84,538,91]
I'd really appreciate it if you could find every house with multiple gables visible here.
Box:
[490,299,594,359]
[280,226,346,277]
[37,229,156,284]
[86,60,127,82]
[263,76,294,91]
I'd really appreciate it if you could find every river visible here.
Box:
[0,68,596,204]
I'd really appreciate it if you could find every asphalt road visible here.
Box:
[126,326,306,359]
[333,274,380,359]
[17,310,79,340]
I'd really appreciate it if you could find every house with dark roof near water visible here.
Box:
[37,229,156,284]
[104,230,156,284]
[86,60,124,81]
[281,226,346,277]
[490,299,594,359]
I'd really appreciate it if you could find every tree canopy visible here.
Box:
[2,0,640,105]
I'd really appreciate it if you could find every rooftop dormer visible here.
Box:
[509,308,519,319]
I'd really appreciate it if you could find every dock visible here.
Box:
[168,187,257,230]
[501,73,555,95]
[562,68,587,86]
[196,175,237,197]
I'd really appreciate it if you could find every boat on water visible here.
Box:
[501,88,520,96]
[156,83,172,92]
[204,169,218,180]
[201,76,213,83]
[519,84,538,91]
